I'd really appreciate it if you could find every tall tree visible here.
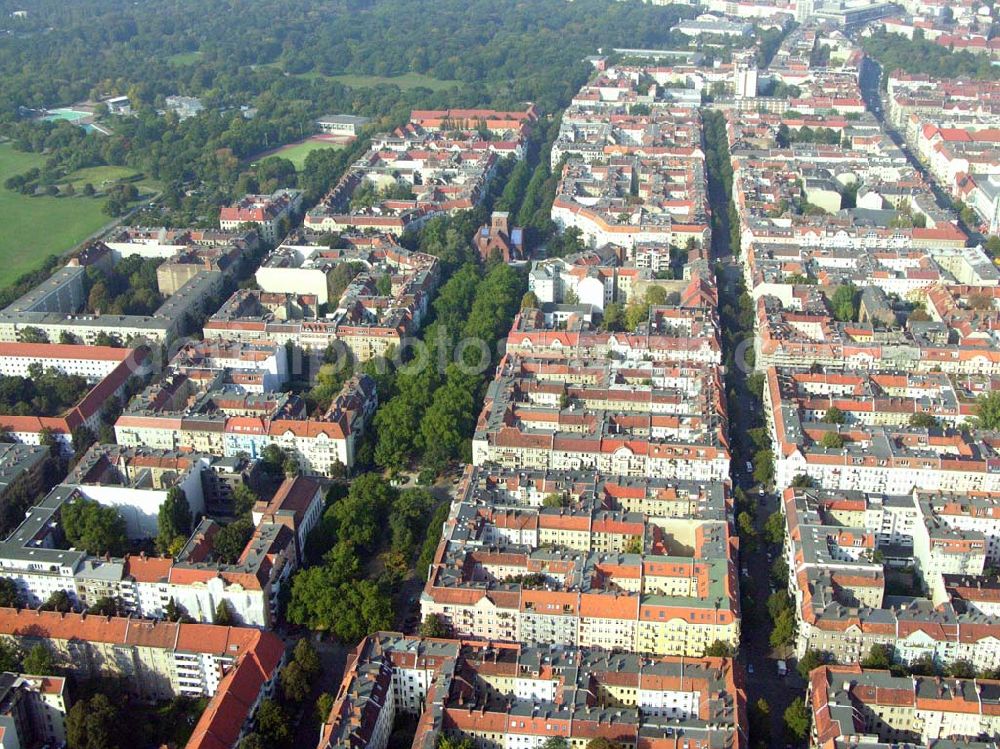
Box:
[157,487,192,554]
[60,498,127,556]
[22,643,55,675]
[66,694,121,749]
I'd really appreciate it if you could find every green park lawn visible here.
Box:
[166,50,203,65]
[0,144,117,289]
[64,165,141,191]
[323,72,457,91]
[252,63,456,91]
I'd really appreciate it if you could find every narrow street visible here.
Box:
[859,56,980,240]
[714,258,802,745]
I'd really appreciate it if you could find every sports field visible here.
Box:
[251,137,348,170]
[272,138,346,169]
[0,144,114,289]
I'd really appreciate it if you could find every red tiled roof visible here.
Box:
[0,343,134,362]
[123,555,174,583]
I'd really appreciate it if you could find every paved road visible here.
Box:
[715,259,803,745]
[859,57,980,240]
[737,484,806,744]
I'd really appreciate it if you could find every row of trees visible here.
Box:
[285,475,435,640]
[370,259,524,479]
[707,153,811,746]
[775,124,843,149]
[703,109,739,256]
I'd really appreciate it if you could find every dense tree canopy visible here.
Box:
[784,697,811,742]
[22,643,55,675]
[864,30,1000,81]
[85,257,163,317]
[66,694,123,749]
[213,517,254,564]
[372,254,525,475]
[0,365,91,416]
[978,391,1000,430]
[0,0,704,230]
[286,475,402,638]
[61,497,127,556]
[0,0,698,118]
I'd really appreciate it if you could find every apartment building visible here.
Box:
[0,672,70,749]
[507,299,723,366]
[169,338,289,394]
[809,665,1000,749]
[64,443,211,539]
[0,343,149,452]
[421,467,739,657]
[763,366,1000,494]
[408,105,539,133]
[251,232,439,333]
[0,257,222,347]
[219,189,303,243]
[551,159,708,252]
[318,633,746,749]
[543,70,711,250]
[0,443,50,511]
[472,352,730,480]
[0,471,322,628]
[754,289,1000,374]
[781,484,1000,669]
[305,108,534,235]
[116,370,377,476]
[528,246,655,311]
[156,242,245,295]
[883,72,1000,234]
[0,609,284,749]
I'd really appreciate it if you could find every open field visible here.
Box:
[166,50,203,65]
[0,145,115,289]
[63,165,160,198]
[254,64,457,92]
[323,72,457,91]
[64,165,140,190]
